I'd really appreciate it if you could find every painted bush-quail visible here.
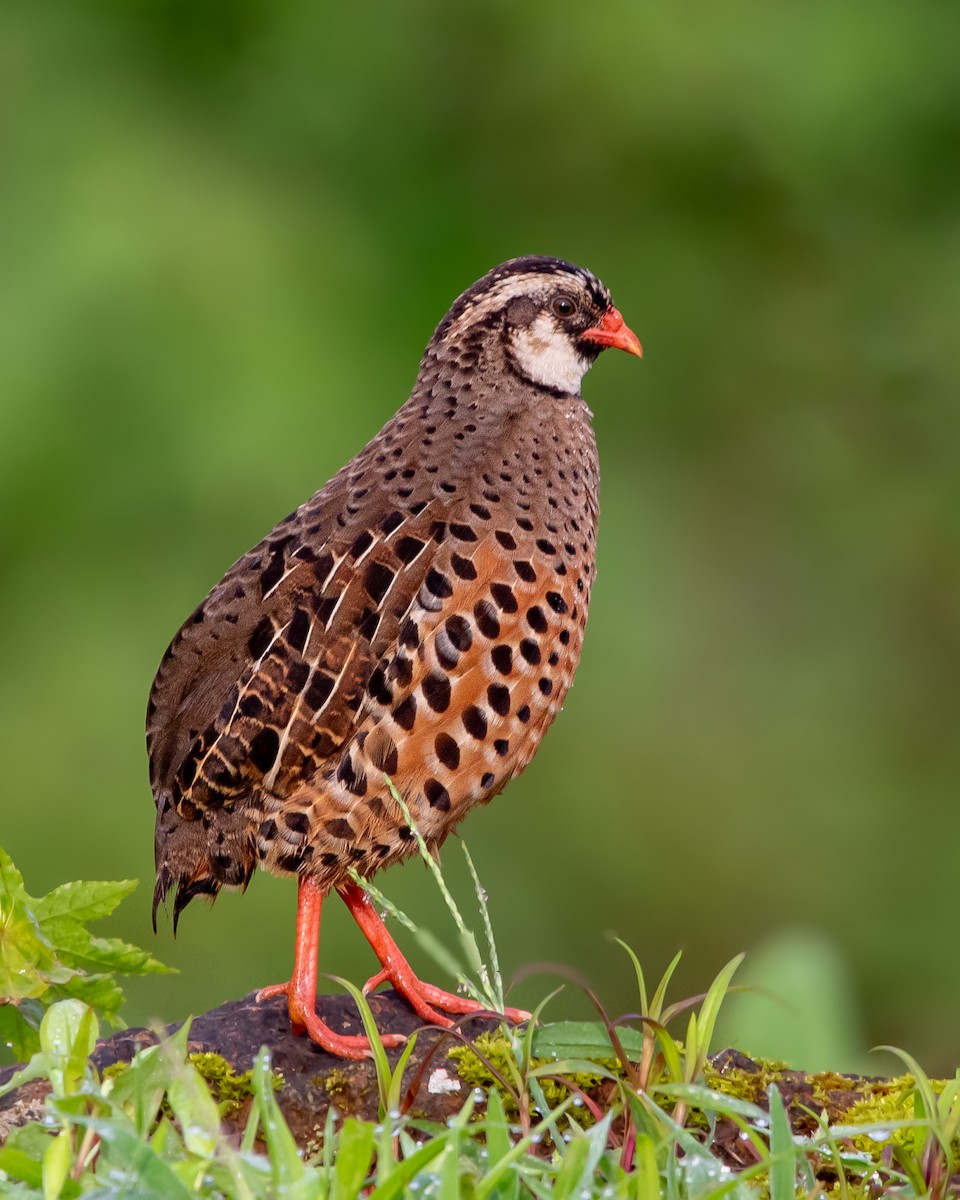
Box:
[147,256,642,1057]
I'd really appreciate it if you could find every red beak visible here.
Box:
[581,307,643,358]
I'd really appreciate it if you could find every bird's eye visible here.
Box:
[552,296,575,318]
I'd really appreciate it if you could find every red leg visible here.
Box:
[337,881,530,1025]
[257,876,406,1059]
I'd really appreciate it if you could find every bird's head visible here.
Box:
[430,256,642,396]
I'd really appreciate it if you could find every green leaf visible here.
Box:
[650,950,684,1020]
[47,974,126,1024]
[330,975,393,1115]
[252,1046,304,1185]
[70,1114,197,1200]
[532,1020,647,1060]
[694,952,744,1065]
[3,1121,57,1164]
[0,1001,42,1062]
[40,1000,98,1061]
[43,929,171,979]
[0,1049,48,1101]
[652,1081,767,1121]
[107,1042,176,1137]
[386,1028,418,1116]
[438,1125,461,1199]
[475,1094,577,1200]
[0,848,74,1003]
[767,1083,797,1200]
[39,1000,98,1099]
[366,1134,448,1200]
[336,1119,376,1197]
[633,1133,661,1200]
[42,1129,72,1200]
[0,847,171,1032]
[551,1134,592,1200]
[483,1087,511,1158]
[0,846,27,901]
[613,936,650,1015]
[166,1062,223,1158]
[0,1144,45,1189]
[33,878,138,925]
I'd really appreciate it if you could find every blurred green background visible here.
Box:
[2,0,958,1074]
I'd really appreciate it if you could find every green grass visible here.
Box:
[2,840,959,1198]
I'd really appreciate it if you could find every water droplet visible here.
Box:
[572,1095,584,1107]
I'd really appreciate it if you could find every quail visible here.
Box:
[147,256,642,1057]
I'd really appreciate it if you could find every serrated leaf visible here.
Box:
[33,879,138,926]
[0,846,170,1030]
[44,929,170,978]
[0,847,27,901]
[48,975,126,1023]
[0,888,73,1003]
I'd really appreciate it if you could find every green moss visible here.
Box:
[103,1051,280,1119]
[101,1061,128,1085]
[703,1060,786,1106]
[451,1036,959,1172]
[188,1052,279,1118]
[449,1031,619,1122]
[322,1067,352,1102]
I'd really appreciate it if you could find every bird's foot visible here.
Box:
[362,968,531,1026]
[256,980,406,1060]
[338,880,531,1029]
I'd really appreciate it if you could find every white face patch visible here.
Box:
[511,313,591,394]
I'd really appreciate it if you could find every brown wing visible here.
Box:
[255,529,592,887]
[146,459,452,921]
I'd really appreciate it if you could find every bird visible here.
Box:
[146,256,642,1058]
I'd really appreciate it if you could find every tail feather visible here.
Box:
[153,792,256,933]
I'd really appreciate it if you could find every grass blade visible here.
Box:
[767,1083,796,1200]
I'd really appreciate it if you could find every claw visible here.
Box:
[256,977,406,1059]
[343,881,531,1028]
